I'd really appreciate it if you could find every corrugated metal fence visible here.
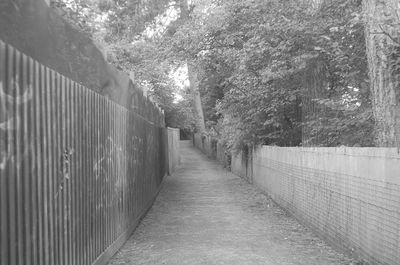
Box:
[0,41,168,265]
[167,128,180,174]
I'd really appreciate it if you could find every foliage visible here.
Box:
[103,37,197,129]
[50,0,197,130]
[51,0,173,39]
[51,0,377,149]
[50,0,103,35]
[164,0,374,149]
[99,0,173,42]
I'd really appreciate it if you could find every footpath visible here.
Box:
[108,141,355,265]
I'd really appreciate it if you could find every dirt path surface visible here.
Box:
[108,141,355,265]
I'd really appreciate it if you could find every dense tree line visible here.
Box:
[51,0,400,150]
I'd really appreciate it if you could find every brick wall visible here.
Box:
[232,146,400,265]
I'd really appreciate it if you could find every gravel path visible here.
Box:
[107,141,355,265]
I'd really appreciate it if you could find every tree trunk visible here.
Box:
[187,62,206,132]
[179,0,206,132]
[364,0,400,147]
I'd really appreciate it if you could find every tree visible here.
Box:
[171,0,206,132]
[50,0,198,130]
[181,0,373,149]
[363,0,400,147]
[51,0,379,149]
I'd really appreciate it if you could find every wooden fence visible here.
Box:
[0,41,168,265]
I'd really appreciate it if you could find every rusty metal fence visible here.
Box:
[0,41,168,265]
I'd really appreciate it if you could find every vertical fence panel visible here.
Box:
[6,44,17,265]
[96,93,100,259]
[66,77,72,265]
[95,94,100,255]
[28,57,38,265]
[100,98,105,250]
[111,103,115,243]
[114,103,118,240]
[99,95,104,257]
[108,99,113,249]
[0,41,8,265]
[98,94,102,258]
[87,89,93,263]
[75,82,81,265]
[65,77,71,265]
[47,69,55,265]
[98,95,103,253]
[116,108,120,233]
[92,91,97,261]
[68,80,76,265]
[106,99,111,250]
[90,89,94,263]
[79,84,85,265]
[47,69,54,265]
[14,49,24,265]
[52,71,60,265]
[42,65,50,265]
[37,64,43,265]
[71,82,78,265]
[89,90,95,262]
[0,41,169,265]
[135,118,140,222]
[76,84,84,265]
[57,74,62,265]
[93,92,98,259]
[87,87,92,265]
[60,74,67,265]
[137,118,142,219]
[83,86,89,265]
[69,82,74,265]
[103,96,107,254]
[108,101,113,244]
[21,52,31,265]
[124,110,128,222]
[59,73,65,265]
[104,99,109,251]
[6,44,13,265]
[117,106,121,234]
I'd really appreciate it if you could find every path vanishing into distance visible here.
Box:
[107,141,355,265]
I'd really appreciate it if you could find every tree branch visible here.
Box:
[370,25,400,46]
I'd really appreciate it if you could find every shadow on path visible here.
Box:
[107,141,354,265]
